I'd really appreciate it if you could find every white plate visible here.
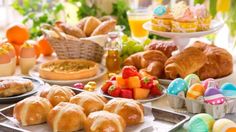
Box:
[143,20,224,38]
[29,65,107,86]
[159,74,233,86]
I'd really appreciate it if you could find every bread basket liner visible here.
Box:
[40,24,106,63]
[167,94,236,119]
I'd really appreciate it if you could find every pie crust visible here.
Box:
[39,59,99,80]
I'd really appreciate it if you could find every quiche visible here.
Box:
[39,59,99,80]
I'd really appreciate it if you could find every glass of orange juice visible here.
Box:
[127,9,151,41]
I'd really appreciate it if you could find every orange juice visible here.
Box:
[128,17,150,38]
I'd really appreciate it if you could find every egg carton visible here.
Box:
[167,94,236,119]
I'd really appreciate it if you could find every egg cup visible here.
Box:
[225,99,236,114]
[10,57,16,75]
[171,20,197,32]
[0,62,12,76]
[185,97,204,114]
[167,92,185,109]
[20,57,36,75]
[204,103,225,119]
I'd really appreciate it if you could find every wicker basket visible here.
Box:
[41,24,105,63]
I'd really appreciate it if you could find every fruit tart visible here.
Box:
[39,59,98,80]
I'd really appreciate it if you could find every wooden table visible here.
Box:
[1,54,236,131]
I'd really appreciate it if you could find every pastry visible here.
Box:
[40,85,75,106]
[70,92,107,115]
[0,77,33,97]
[195,46,233,80]
[171,2,197,32]
[91,20,116,36]
[47,102,86,132]
[0,47,11,76]
[123,50,167,77]
[56,22,86,38]
[186,83,205,100]
[13,96,52,126]
[84,111,126,132]
[165,47,207,79]
[192,4,212,31]
[167,78,188,96]
[213,119,236,132]
[190,41,211,51]
[184,74,201,87]
[83,16,101,36]
[20,42,36,75]
[220,83,236,98]
[77,17,89,29]
[144,40,177,58]
[187,113,215,132]
[151,5,173,32]
[104,98,144,125]
[204,88,225,105]
[39,59,99,80]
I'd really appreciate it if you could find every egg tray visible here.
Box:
[0,88,190,132]
[167,94,236,119]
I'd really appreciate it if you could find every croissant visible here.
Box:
[123,50,167,77]
[145,40,177,58]
[196,46,233,80]
[165,47,207,79]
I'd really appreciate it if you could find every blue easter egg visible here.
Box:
[167,78,188,95]
[153,5,167,16]
[220,83,236,97]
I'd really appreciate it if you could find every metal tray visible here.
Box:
[0,88,190,132]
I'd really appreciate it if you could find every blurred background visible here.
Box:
[0,0,235,58]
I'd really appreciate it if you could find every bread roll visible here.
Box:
[85,111,126,132]
[13,96,52,126]
[70,92,107,115]
[83,16,101,36]
[165,47,207,79]
[104,98,144,125]
[57,23,86,38]
[91,20,116,36]
[40,85,75,106]
[47,102,86,132]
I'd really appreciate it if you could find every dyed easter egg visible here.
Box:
[204,88,225,105]
[220,83,236,98]
[187,113,215,132]
[202,78,220,91]
[184,74,201,87]
[186,83,205,100]
[153,5,167,16]
[167,78,188,96]
[213,118,236,132]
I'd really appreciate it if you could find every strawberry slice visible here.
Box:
[120,89,133,99]
[101,81,113,93]
[108,85,121,97]
[150,80,163,96]
[141,77,154,89]
[122,66,140,79]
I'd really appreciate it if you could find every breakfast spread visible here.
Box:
[0,77,33,97]
[39,59,99,80]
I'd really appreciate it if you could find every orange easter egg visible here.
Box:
[0,48,11,64]
[20,43,35,58]
[187,83,205,99]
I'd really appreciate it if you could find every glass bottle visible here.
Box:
[105,32,122,74]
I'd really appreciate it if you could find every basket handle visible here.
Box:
[40,24,65,39]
